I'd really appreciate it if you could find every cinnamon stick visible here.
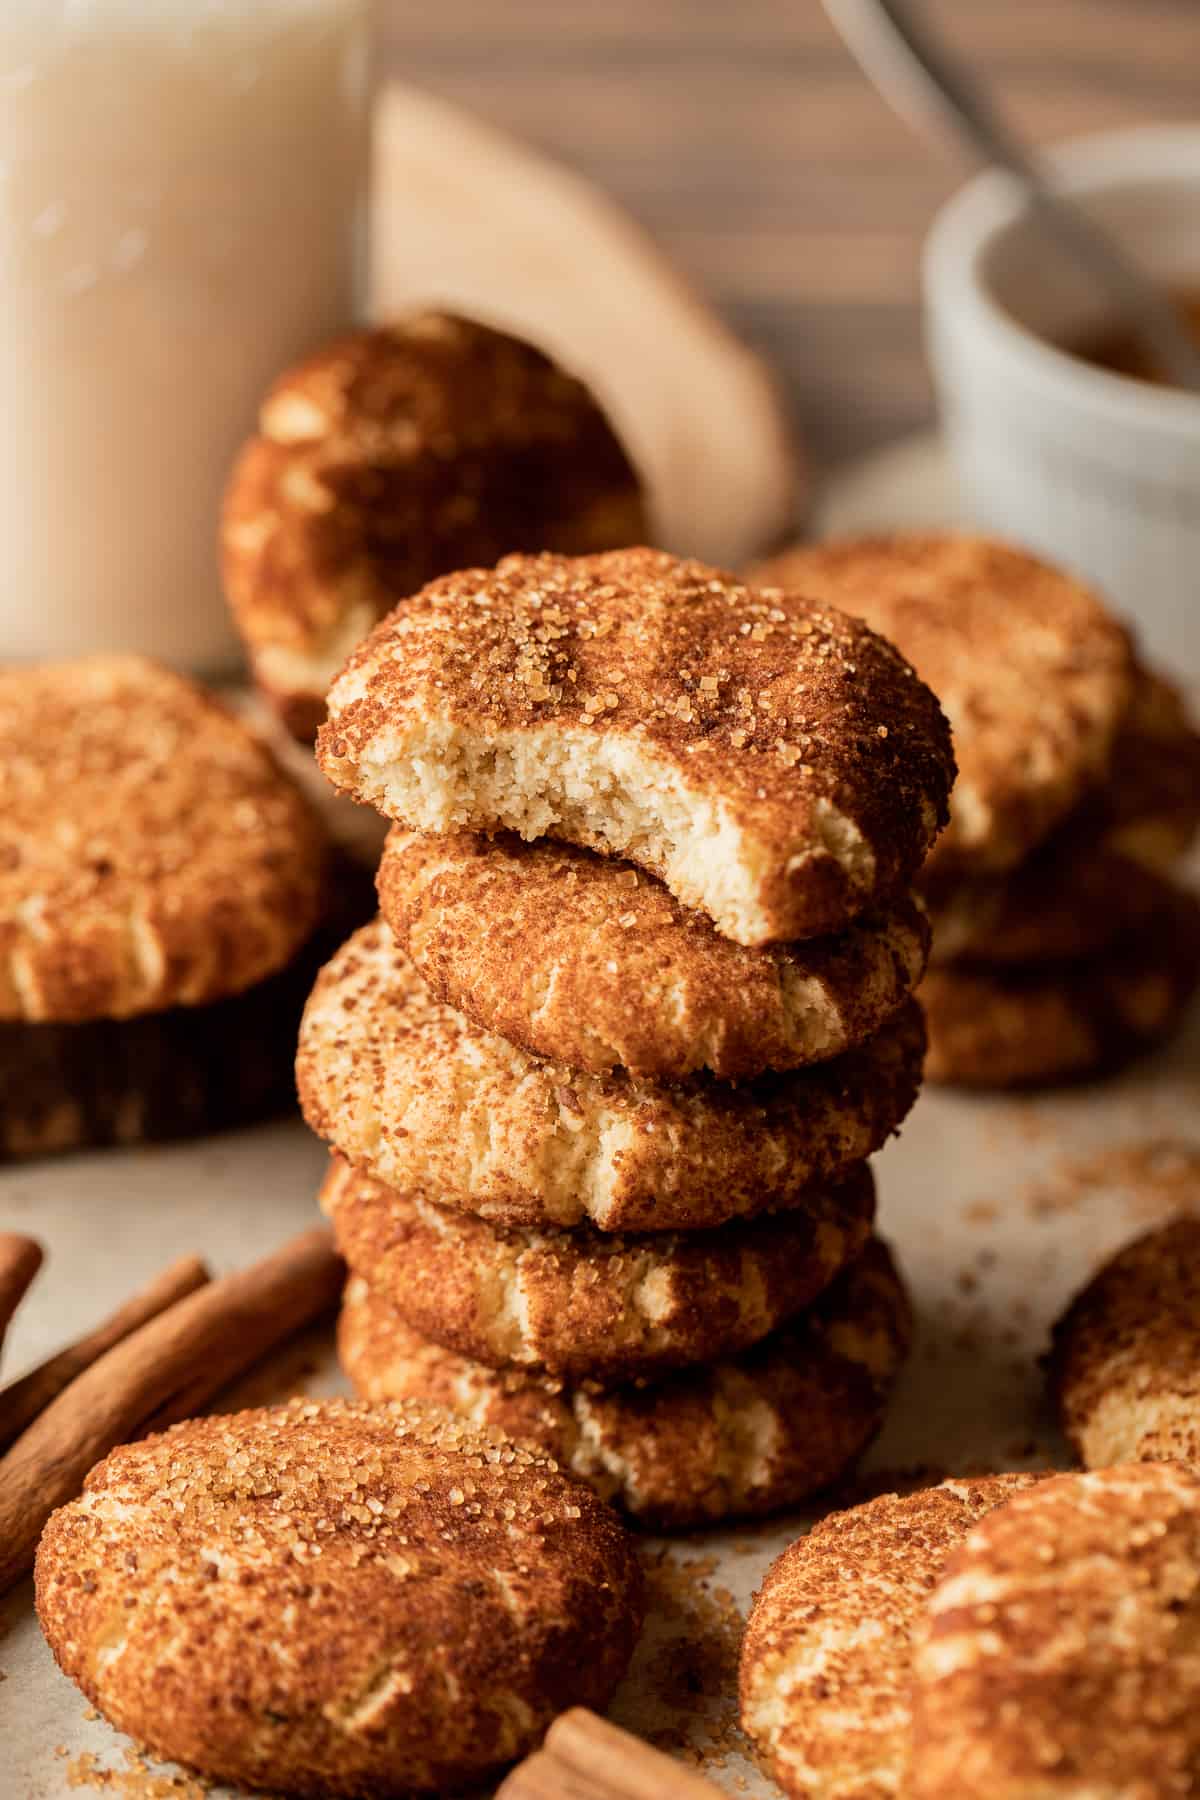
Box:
[0,1234,43,1349]
[496,1710,728,1800]
[0,1225,342,1594]
[0,1253,210,1454]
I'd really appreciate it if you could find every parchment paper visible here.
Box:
[4,433,1198,1795]
[4,947,1197,1796]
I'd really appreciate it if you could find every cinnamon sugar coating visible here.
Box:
[2,941,322,1160]
[222,314,645,739]
[320,1153,875,1380]
[924,666,1200,964]
[925,841,1175,966]
[0,656,327,1022]
[35,1396,643,1797]
[1051,1216,1200,1472]
[378,828,929,1079]
[751,534,1134,877]
[739,1474,1040,1800]
[920,882,1200,1087]
[317,547,954,946]
[909,1463,1200,1800]
[339,1237,912,1529]
[1080,665,1200,865]
[296,921,926,1232]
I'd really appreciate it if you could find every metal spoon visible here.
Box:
[821,0,1200,393]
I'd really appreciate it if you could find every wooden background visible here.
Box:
[379,0,1199,470]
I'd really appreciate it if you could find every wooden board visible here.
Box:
[378,0,1200,467]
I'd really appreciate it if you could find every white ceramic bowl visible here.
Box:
[923,124,1200,674]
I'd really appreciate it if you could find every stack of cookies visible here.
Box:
[752,533,1200,1087]
[297,547,956,1527]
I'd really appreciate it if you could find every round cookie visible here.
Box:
[1050,1215,1200,1472]
[377,829,930,1079]
[320,1154,876,1380]
[338,1237,912,1529]
[921,884,1200,1088]
[739,1474,1041,1800]
[925,840,1173,965]
[35,1396,643,1797]
[1090,664,1200,868]
[222,313,646,740]
[925,666,1200,965]
[317,547,955,947]
[750,534,1135,877]
[909,1463,1200,1800]
[3,946,323,1161]
[297,921,927,1231]
[0,656,327,1022]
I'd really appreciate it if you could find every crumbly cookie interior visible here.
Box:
[350,717,874,946]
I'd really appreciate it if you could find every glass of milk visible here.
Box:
[0,0,369,672]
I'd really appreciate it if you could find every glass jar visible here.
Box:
[0,0,370,671]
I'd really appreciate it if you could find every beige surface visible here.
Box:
[3,989,1199,1797]
[4,443,1199,1792]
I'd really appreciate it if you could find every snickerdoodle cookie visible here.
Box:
[222,314,646,738]
[0,656,327,1022]
[2,945,321,1160]
[377,828,930,1079]
[1050,1215,1200,1472]
[317,548,954,946]
[1088,665,1200,868]
[297,922,926,1231]
[924,665,1200,964]
[920,883,1200,1087]
[320,1154,875,1380]
[750,534,1134,878]
[36,1397,643,1797]
[339,1238,912,1528]
[924,840,1174,965]
[739,1474,1041,1800]
[909,1463,1200,1800]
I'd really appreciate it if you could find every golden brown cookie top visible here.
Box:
[1051,1215,1200,1470]
[378,827,930,1079]
[222,314,645,738]
[340,1236,913,1530]
[321,1152,876,1380]
[751,533,1135,875]
[0,656,328,1021]
[49,1393,614,1558]
[920,882,1200,1089]
[318,547,955,945]
[739,1474,1041,1800]
[1091,665,1200,862]
[36,1396,643,1796]
[297,919,928,1232]
[910,1463,1200,1800]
